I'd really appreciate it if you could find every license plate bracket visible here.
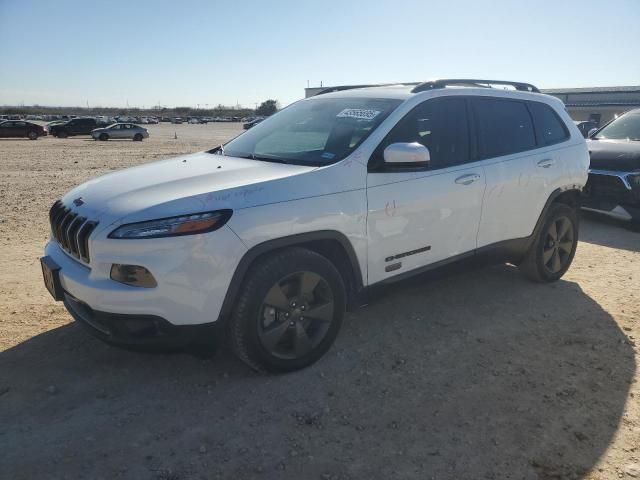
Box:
[41,256,63,301]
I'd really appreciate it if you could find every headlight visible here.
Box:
[108,210,232,239]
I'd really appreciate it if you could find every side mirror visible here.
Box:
[383,142,430,166]
[587,128,598,138]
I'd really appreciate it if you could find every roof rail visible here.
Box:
[411,79,540,94]
[314,82,421,96]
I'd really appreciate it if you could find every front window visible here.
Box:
[593,112,640,141]
[219,97,402,165]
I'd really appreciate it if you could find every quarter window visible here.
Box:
[529,102,569,146]
[473,98,536,158]
[373,97,470,170]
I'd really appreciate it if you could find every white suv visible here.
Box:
[41,79,589,372]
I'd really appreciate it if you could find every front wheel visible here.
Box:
[228,247,346,373]
[99,133,108,141]
[28,131,38,140]
[519,203,578,282]
[133,133,143,141]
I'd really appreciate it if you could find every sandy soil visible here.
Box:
[0,124,638,480]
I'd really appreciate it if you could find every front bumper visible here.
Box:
[43,222,246,327]
[582,169,640,221]
[63,291,219,350]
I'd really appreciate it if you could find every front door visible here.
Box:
[366,97,485,285]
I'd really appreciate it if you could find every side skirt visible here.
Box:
[358,236,531,306]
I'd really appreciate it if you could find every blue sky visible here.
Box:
[1,0,638,108]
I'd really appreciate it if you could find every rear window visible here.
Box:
[473,98,536,158]
[529,102,569,146]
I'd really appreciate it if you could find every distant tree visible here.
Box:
[256,99,279,116]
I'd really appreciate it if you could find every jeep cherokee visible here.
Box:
[41,79,589,372]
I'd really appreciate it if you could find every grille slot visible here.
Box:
[49,200,99,263]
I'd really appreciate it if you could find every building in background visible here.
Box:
[542,86,640,126]
[304,84,640,126]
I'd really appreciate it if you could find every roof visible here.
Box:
[542,86,640,94]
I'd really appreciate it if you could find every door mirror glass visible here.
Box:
[383,142,430,166]
[587,128,598,138]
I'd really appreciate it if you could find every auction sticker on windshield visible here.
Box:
[336,109,381,121]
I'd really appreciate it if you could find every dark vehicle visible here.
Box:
[583,109,640,223]
[49,117,98,138]
[574,120,599,138]
[0,120,47,139]
[243,117,264,130]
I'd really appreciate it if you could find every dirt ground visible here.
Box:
[0,123,638,480]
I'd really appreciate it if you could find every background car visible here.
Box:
[582,108,640,223]
[0,120,47,139]
[242,117,264,129]
[574,120,599,138]
[91,123,149,141]
[49,117,98,138]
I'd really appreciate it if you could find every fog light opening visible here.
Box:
[110,264,157,288]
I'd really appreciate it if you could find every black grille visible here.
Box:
[586,173,633,201]
[49,200,98,263]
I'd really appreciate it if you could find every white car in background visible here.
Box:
[42,79,588,373]
[91,123,149,141]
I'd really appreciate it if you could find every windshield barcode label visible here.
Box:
[336,109,381,121]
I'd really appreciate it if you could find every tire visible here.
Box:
[228,247,346,373]
[57,130,68,139]
[99,133,109,141]
[28,131,38,140]
[133,133,143,141]
[519,203,579,282]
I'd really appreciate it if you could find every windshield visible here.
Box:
[593,112,640,141]
[219,97,402,165]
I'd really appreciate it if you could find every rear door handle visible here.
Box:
[455,173,481,185]
[537,159,554,168]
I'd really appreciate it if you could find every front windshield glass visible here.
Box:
[220,97,402,165]
[593,112,640,141]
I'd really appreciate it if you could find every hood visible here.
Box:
[588,139,640,171]
[62,151,316,227]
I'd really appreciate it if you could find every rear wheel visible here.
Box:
[133,133,143,141]
[228,247,346,373]
[57,130,68,138]
[27,131,38,140]
[519,203,578,282]
[99,133,109,141]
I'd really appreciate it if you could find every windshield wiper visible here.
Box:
[242,153,289,164]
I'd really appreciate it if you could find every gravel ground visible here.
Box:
[0,124,638,480]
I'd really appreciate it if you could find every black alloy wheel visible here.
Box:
[542,216,574,274]
[258,271,335,360]
[228,247,346,373]
[519,203,578,282]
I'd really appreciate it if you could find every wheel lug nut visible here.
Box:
[299,317,304,321]
[284,312,289,318]
[291,302,297,307]
[301,305,306,311]
[289,321,295,326]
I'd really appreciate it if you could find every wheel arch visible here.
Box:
[529,187,582,246]
[219,231,365,321]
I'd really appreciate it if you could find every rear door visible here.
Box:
[11,121,28,137]
[366,96,486,284]
[472,97,568,247]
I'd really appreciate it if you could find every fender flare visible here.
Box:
[527,186,581,249]
[218,230,365,320]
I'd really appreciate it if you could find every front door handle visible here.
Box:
[537,158,554,168]
[455,173,481,185]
